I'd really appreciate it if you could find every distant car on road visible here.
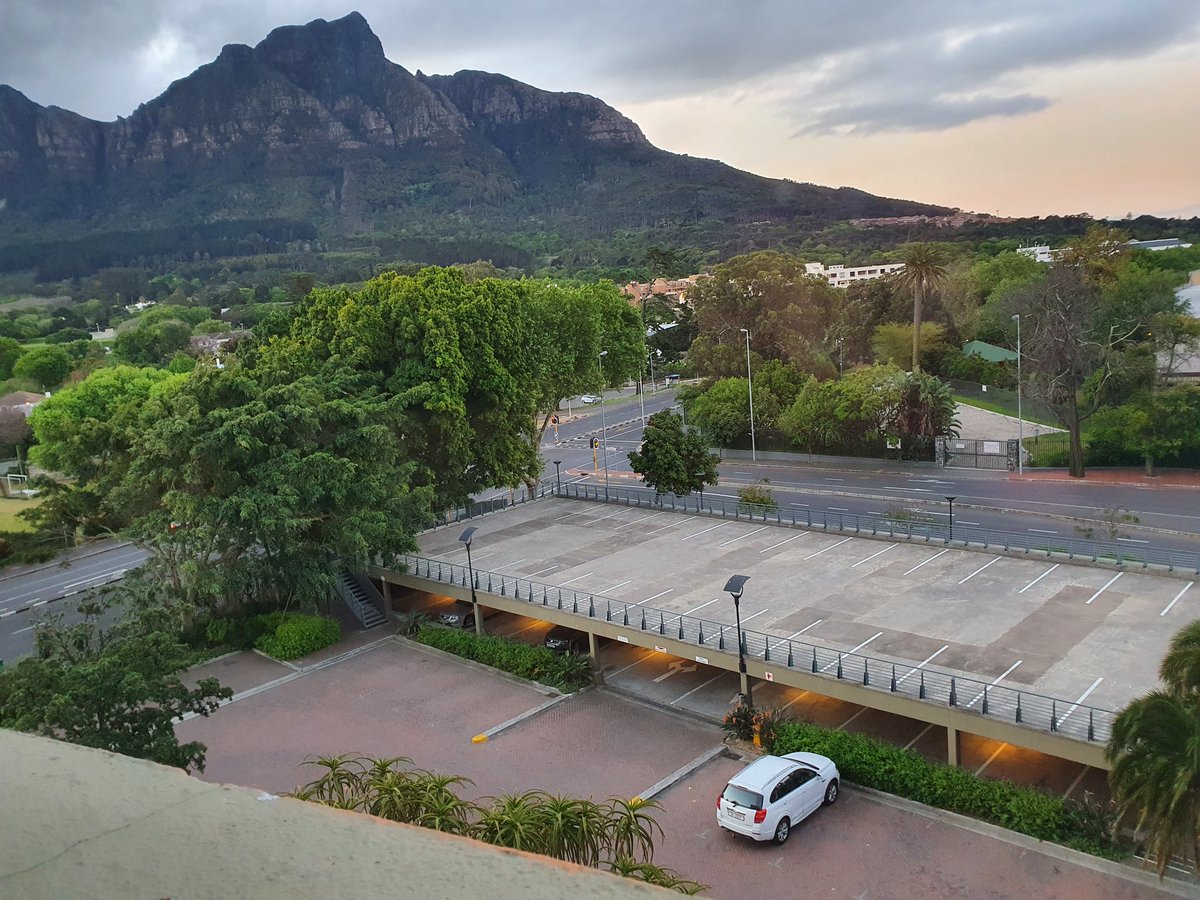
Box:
[716,752,839,845]
[580,395,600,404]
[543,625,587,654]
[664,374,681,385]
[437,601,496,630]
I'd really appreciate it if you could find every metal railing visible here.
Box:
[548,481,1200,576]
[391,551,1115,746]
[433,484,553,528]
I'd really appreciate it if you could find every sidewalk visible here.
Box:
[1013,468,1200,489]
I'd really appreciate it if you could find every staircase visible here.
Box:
[335,571,387,629]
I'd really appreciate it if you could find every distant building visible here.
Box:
[962,340,1018,364]
[1016,245,1062,264]
[1128,238,1192,252]
[804,261,905,288]
[0,390,47,417]
[620,274,706,307]
[850,212,1018,228]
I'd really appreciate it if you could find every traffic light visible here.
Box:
[590,437,599,449]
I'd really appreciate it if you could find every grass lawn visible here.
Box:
[0,497,41,531]
[952,394,1059,428]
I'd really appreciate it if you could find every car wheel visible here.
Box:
[773,817,790,845]
[464,616,475,630]
[824,779,839,806]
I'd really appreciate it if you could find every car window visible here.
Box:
[794,770,816,786]
[771,772,799,802]
[722,784,762,810]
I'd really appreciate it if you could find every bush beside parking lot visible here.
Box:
[253,614,341,661]
[413,623,593,692]
[769,722,1123,859]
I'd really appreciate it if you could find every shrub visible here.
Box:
[255,614,341,661]
[413,624,593,692]
[737,482,778,513]
[721,701,756,741]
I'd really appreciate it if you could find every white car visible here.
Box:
[579,395,600,404]
[716,752,839,844]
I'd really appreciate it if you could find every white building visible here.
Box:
[1016,245,1062,263]
[804,261,905,288]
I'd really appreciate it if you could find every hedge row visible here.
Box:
[413,624,593,692]
[769,722,1120,857]
[254,614,341,661]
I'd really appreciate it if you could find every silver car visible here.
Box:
[716,752,839,844]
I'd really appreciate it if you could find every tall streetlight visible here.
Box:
[598,350,611,499]
[458,526,482,636]
[724,574,753,707]
[740,328,757,461]
[552,459,562,491]
[1012,314,1023,475]
[945,496,957,542]
[836,337,844,377]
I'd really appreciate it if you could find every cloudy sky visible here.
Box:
[3,2,1198,218]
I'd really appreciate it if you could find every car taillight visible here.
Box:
[716,795,722,811]
[753,809,767,824]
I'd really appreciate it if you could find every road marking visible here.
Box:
[804,537,853,560]
[734,471,753,476]
[779,690,811,712]
[609,650,657,678]
[1116,537,1150,544]
[614,511,669,530]
[819,632,883,672]
[851,544,897,568]
[958,556,1001,585]
[1063,766,1091,799]
[652,660,699,683]
[526,565,560,578]
[827,507,849,512]
[767,623,821,654]
[1027,528,1058,535]
[672,673,727,704]
[790,502,810,507]
[837,707,869,730]
[902,548,950,576]
[896,645,950,685]
[718,526,768,547]
[591,507,639,524]
[904,723,934,750]
[966,660,1023,707]
[497,558,528,570]
[1085,572,1123,604]
[13,624,37,634]
[1018,564,1059,594]
[760,534,806,553]
[646,519,689,535]
[680,522,728,541]
[680,597,720,618]
[1161,582,1194,616]
[635,589,673,606]
[556,572,594,587]
[739,608,770,625]
[596,579,631,595]
[1055,677,1103,728]
[824,478,846,482]
[974,743,1008,776]
[958,521,980,526]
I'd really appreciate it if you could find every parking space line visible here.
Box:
[527,564,559,578]
[1085,572,1123,604]
[896,645,949,685]
[596,579,631,595]
[820,632,882,672]
[851,543,897,568]
[718,526,768,547]
[768,622,822,653]
[804,537,852,560]
[557,572,594,587]
[592,507,641,525]
[760,533,806,553]
[680,522,728,541]
[635,589,673,606]
[958,556,1000,585]
[474,693,574,743]
[779,690,811,712]
[904,723,934,750]
[609,650,658,678]
[966,660,1023,707]
[1018,564,1059,594]
[1055,677,1104,729]
[1028,528,1058,535]
[902,548,950,576]
[1161,582,1194,616]
[739,608,770,625]
[680,597,720,618]
[497,558,528,570]
[614,511,669,530]
[646,519,689,535]
[974,743,1008,776]
[837,707,868,730]
[1064,765,1091,799]
[671,673,728,705]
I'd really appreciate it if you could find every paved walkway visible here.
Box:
[956,403,1061,440]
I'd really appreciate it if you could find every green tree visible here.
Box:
[894,244,950,374]
[0,336,21,381]
[872,322,946,369]
[1106,620,1200,877]
[12,345,72,390]
[114,320,193,366]
[688,377,752,447]
[628,411,718,498]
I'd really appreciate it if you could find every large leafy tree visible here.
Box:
[1107,620,1200,877]
[894,243,949,374]
[628,411,719,498]
[12,345,72,390]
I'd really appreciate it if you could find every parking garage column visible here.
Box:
[588,631,604,684]
[947,726,961,767]
[382,580,396,615]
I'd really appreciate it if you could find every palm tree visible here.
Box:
[895,244,949,374]
[1106,620,1200,876]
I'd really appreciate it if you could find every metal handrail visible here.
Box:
[390,550,1116,746]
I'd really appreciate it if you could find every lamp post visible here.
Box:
[672,403,687,430]
[598,350,610,499]
[1012,314,1023,475]
[945,496,957,542]
[552,459,562,491]
[836,337,844,377]
[724,574,752,707]
[458,526,482,636]
[740,328,756,462]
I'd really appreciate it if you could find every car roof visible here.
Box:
[726,755,797,792]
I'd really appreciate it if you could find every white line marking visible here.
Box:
[1018,564,1059,594]
[851,544,897,568]
[681,597,720,617]
[819,632,883,672]
[13,625,36,634]
[636,589,674,606]
[1116,537,1150,544]
[828,507,849,512]
[779,690,811,712]
[646,519,689,535]
[768,624,821,654]
[610,650,657,678]
[904,723,934,750]
[958,521,980,526]
[790,502,810,507]
[804,537,853,560]
[739,608,769,624]
[557,572,594,587]
[1056,677,1104,728]
[1027,528,1058,535]
[896,646,949,684]
[1161,582,1194,617]
[974,743,1008,776]
[902,548,950,576]
[718,526,768,547]
[958,556,1001,585]
[1063,766,1090,799]
[672,673,728,705]
[1085,572,1123,604]
[680,522,728,541]
[760,534,806,553]
[596,580,632,595]
[966,660,1023,708]
[526,565,560,578]
[838,707,869,730]
[498,558,528,570]
[614,511,669,530]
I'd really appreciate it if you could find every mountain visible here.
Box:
[0,12,949,276]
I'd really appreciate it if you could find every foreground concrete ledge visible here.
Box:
[0,730,664,899]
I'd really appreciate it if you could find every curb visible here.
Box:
[472,691,577,743]
[635,744,730,802]
[394,634,566,698]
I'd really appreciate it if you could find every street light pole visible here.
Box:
[1012,314,1023,475]
[836,338,844,377]
[740,328,756,462]
[945,496,957,542]
[458,527,482,636]
[598,350,610,500]
[552,459,562,491]
[724,574,752,707]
